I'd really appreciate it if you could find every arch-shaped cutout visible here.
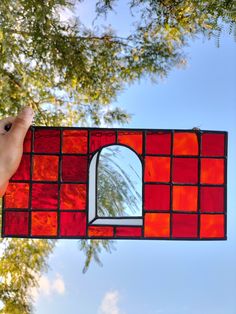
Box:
[89,145,143,226]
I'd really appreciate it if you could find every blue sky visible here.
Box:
[33,2,236,314]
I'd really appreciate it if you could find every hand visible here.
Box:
[0,107,34,196]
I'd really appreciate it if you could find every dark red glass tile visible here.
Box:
[173,132,198,155]
[31,211,57,237]
[201,133,225,157]
[172,158,198,184]
[144,213,170,237]
[11,155,30,181]
[60,212,86,236]
[146,132,171,155]
[90,130,116,152]
[172,214,198,238]
[62,156,88,182]
[88,226,114,237]
[144,156,170,182]
[200,214,225,238]
[200,187,224,213]
[173,185,198,212]
[117,131,143,154]
[116,227,142,237]
[5,183,29,208]
[144,184,170,211]
[60,184,86,210]
[4,211,29,236]
[201,158,224,184]
[34,129,60,153]
[32,183,58,209]
[24,129,32,152]
[63,130,88,154]
[33,155,59,181]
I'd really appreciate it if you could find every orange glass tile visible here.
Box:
[31,211,57,237]
[88,226,114,237]
[33,155,59,181]
[146,131,171,155]
[60,212,86,236]
[173,186,198,212]
[201,158,224,184]
[201,133,225,157]
[4,211,29,236]
[62,130,88,154]
[200,214,225,238]
[144,156,170,182]
[172,214,198,238]
[60,184,86,210]
[11,154,30,181]
[5,183,29,208]
[117,131,143,154]
[173,132,198,155]
[144,213,170,237]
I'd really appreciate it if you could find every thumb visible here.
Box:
[9,107,34,143]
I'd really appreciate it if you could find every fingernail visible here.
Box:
[19,107,34,117]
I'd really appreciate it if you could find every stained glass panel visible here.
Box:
[2,127,227,240]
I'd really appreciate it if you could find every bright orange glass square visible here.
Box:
[62,130,88,154]
[173,132,198,155]
[31,211,58,236]
[144,213,170,237]
[88,226,114,237]
[173,186,198,212]
[33,155,59,181]
[60,184,86,210]
[200,214,225,238]
[5,183,29,208]
[118,131,143,154]
[201,158,224,184]
[144,156,170,182]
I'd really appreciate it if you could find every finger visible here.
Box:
[8,107,34,143]
[0,117,15,135]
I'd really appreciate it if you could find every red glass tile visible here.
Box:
[173,132,198,155]
[34,129,60,153]
[11,155,30,181]
[144,184,170,211]
[173,158,198,184]
[200,214,225,238]
[117,131,143,154]
[60,212,86,236]
[31,211,57,236]
[173,186,198,212]
[201,133,225,157]
[200,187,224,213]
[146,131,171,155]
[60,184,86,210]
[144,156,170,182]
[32,183,58,209]
[62,156,88,182]
[201,158,224,184]
[144,213,170,237]
[88,226,114,237]
[116,227,142,237]
[90,130,116,152]
[172,214,198,238]
[63,130,88,154]
[24,129,32,152]
[5,183,29,208]
[33,155,59,181]
[4,211,29,236]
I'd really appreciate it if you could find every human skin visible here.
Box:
[0,107,34,196]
